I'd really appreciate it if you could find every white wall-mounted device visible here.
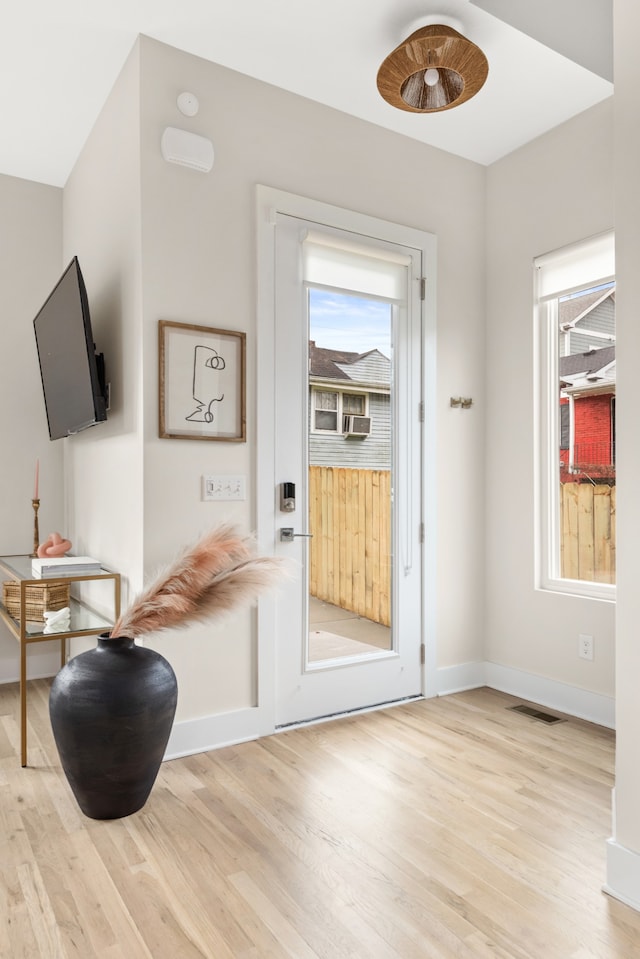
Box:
[177,92,199,117]
[161,127,214,173]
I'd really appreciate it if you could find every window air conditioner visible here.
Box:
[343,415,371,436]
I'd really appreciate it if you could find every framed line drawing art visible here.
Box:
[159,320,246,441]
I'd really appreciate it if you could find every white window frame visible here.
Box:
[535,232,615,601]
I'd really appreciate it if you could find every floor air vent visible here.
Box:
[508,704,565,725]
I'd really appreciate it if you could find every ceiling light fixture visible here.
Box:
[377,24,488,113]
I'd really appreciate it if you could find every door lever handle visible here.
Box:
[280,528,313,542]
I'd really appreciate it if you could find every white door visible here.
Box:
[259,192,434,727]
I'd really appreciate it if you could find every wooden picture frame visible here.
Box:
[159,320,246,441]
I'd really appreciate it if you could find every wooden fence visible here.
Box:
[309,466,391,626]
[309,473,615,618]
[560,482,616,583]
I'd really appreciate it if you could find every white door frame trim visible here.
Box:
[255,185,439,736]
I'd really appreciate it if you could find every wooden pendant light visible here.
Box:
[377,24,488,113]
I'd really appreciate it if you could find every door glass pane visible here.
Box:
[307,287,393,664]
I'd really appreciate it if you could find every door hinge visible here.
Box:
[420,643,426,665]
[418,401,425,423]
[420,277,426,300]
[419,522,425,544]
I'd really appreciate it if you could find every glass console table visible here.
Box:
[0,554,121,766]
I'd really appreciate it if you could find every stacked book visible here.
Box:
[31,556,102,578]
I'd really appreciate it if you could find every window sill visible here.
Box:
[538,577,616,603]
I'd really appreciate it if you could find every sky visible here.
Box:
[560,280,615,301]
[309,288,391,357]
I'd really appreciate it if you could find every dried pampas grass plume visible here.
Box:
[110,525,285,639]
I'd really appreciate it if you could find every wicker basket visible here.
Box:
[2,581,70,623]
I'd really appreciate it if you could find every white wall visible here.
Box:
[605,0,640,910]
[0,174,63,680]
[63,42,144,640]
[484,99,615,711]
[133,36,486,725]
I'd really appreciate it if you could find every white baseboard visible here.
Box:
[484,662,615,729]
[1,652,615,758]
[605,839,640,911]
[435,661,615,729]
[161,660,620,759]
[164,706,268,760]
[435,661,486,695]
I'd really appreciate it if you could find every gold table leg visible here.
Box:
[20,640,27,767]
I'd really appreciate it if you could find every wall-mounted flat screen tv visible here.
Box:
[33,256,108,441]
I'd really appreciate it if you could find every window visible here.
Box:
[559,403,570,450]
[342,393,366,416]
[311,388,368,433]
[313,390,338,431]
[536,232,615,599]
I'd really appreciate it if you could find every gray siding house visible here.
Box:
[308,341,391,469]
[559,285,615,356]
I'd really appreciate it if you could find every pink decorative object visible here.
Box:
[37,532,72,558]
[33,459,39,500]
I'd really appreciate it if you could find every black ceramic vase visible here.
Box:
[49,633,178,820]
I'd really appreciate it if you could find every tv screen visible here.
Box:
[33,257,108,441]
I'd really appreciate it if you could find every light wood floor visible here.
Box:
[2,681,640,958]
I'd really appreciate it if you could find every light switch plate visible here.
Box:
[202,475,246,501]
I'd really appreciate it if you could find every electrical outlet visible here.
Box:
[579,634,594,661]
[202,474,246,501]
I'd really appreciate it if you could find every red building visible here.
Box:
[558,345,615,484]
[557,284,615,484]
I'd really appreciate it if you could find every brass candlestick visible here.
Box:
[31,499,40,558]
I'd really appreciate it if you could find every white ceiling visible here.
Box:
[1,0,612,188]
